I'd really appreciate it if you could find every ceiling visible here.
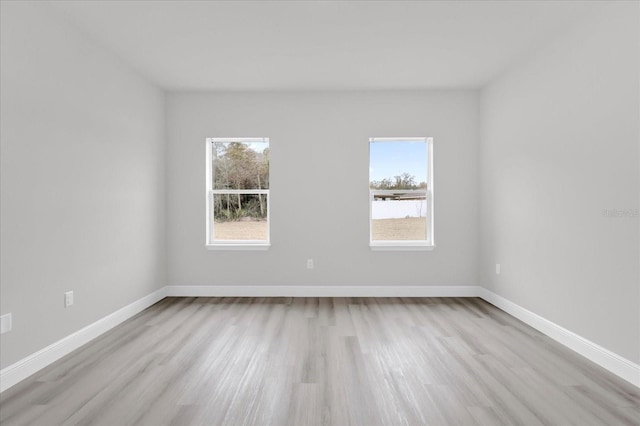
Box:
[49,0,602,91]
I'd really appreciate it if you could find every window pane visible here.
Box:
[212,141,269,190]
[369,140,427,189]
[371,194,427,241]
[213,193,268,241]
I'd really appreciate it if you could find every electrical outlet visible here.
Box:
[65,291,74,307]
[496,264,501,275]
[307,259,314,269]
[0,313,12,334]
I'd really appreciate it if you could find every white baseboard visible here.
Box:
[165,285,481,298]
[3,285,637,393]
[478,287,640,388]
[0,287,166,393]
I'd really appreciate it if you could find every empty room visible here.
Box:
[1,0,639,425]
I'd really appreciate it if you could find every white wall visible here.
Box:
[0,2,166,368]
[480,3,640,363]
[167,91,478,287]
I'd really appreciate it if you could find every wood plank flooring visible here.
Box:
[1,297,638,425]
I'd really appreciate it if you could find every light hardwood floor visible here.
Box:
[1,297,638,425]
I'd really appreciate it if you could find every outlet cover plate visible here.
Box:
[0,313,12,334]
[65,291,74,307]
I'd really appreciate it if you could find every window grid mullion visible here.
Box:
[211,189,269,195]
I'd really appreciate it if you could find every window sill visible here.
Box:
[370,244,435,251]
[206,244,270,251]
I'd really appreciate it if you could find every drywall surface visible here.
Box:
[0,2,166,368]
[480,3,640,363]
[167,91,478,287]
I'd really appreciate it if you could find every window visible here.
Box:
[206,138,270,249]
[369,137,434,250]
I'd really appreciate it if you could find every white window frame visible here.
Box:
[369,137,434,251]
[205,137,270,250]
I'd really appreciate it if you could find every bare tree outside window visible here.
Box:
[207,138,270,246]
